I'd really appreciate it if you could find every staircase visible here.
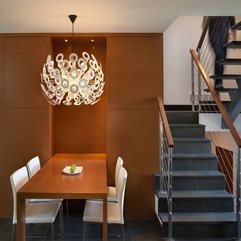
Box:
[209,19,241,125]
[155,111,237,240]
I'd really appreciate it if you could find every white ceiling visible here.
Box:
[0,0,241,33]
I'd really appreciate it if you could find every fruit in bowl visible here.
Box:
[69,164,77,173]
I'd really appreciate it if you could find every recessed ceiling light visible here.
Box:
[65,39,68,42]
[91,39,95,42]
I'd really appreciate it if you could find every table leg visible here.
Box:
[103,195,107,241]
[16,194,25,241]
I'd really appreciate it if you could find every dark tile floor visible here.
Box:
[0,210,165,241]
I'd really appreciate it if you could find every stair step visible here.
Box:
[232,20,241,30]
[177,239,236,241]
[178,239,236,241]
[158,212,236,238]
[172,170,224,178]
[172,153,218,171]
[204,87,238,93]
[217,58,241,65]
[155,171,226,190]
[166,111,199,124]
[156,190,233,212]
[210,74,241,80]
[173,138,211,154]
[170,124,205,138]
[223,41,241,49]
[215,87,238,93]
[157,190,232,199]
[159,212,236,223]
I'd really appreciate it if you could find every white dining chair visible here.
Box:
[10,166,63,241]
[107,156,124,202]
[26,156,41,179]
[26,156,64,203]
[83,166,128,241]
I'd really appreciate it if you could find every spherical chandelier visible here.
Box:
[40,15,105,106]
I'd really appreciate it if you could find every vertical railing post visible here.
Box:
[168,147,173,241]
[236,148,241,241]
[160,117,163,192]
[191,56,195,111]
[197,50,202,112]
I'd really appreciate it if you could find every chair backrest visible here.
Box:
[115,157,124,186]
[26,156,41,179]
[10,166,29,224]
[116,167,127,224]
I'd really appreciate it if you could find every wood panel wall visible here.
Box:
[53,38,106,153]
[0,36,52,217]
[0,33,163,219]
[106,35,163,219]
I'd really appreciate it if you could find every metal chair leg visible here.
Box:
[121,224,126,241]
[65,199,69,221]
[60,202,65,237]
[83,222,87,241]
[11,224,15,241]
[51,223,54,241]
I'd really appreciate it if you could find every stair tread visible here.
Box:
[216,58,241,65]
[156,170,224,177]
[173,153,217,159]
[177,238,235,241]
[204,87,238,92]
[172,170,224,177]
[156,190,232,199]
[159,212,236,223]
[232,20,241,30]
[210,74,241,79]
[170,124,205,128]
[223,40,241,49]
[174,138,209,142]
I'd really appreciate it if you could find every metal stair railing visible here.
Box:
[190,49,241,241]
[157,97,174,241]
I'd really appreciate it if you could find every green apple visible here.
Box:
[70,164,76,173]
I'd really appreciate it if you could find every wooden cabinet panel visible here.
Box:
[4,36,51,108]
[108,35,163,109]
[0,36,51,217]
[107,35,163,219]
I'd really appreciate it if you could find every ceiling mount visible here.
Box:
[68,14,77,24]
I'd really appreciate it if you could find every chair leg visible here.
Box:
[65,199,69,220]
[121,224,126,241]
[51,223,54,241]
[11,224,15,241]
[60,203,65,237]
[82,222,87,241]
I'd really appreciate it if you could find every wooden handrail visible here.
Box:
[196,16,210,51]
[190,49,241,147]
[157,97,174,148]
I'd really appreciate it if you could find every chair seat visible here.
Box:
[83,200,123,224]
[107,186,118,202]
[21,201,61,224]
[29,198,63,203]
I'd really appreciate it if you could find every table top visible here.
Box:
[18,153,107,199]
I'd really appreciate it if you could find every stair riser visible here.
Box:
[161,222,236,238]
[173,141,211,154]
[158,198,233,212]
[155,176,226,190]
[170,126,205,138]
[173,158,218,171]
[173,177,226,190]
[167,112,199,124]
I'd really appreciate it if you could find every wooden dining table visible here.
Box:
[16,153,108,241]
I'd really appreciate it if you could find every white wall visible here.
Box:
[164,16,241,105]
[164,16,203,105]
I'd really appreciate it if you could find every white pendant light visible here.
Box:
[40,15,105,106]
